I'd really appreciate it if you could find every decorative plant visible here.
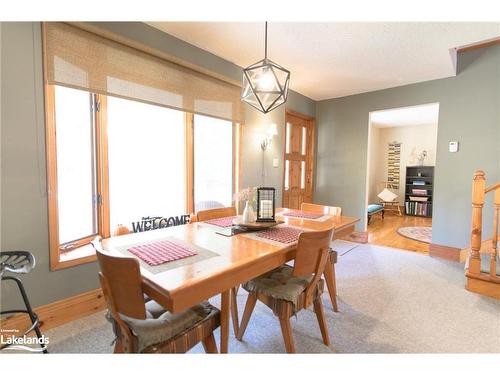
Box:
[417,150,428,163]
[233,187,257,206]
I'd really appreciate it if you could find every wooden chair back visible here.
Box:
[93,237,147,319]
[197,206,237,222]
[300,202,342,216]
[293,229,333,277]
[292,229,334,306]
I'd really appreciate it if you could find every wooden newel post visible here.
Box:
[491,189,499,276]
[469,170,485,275]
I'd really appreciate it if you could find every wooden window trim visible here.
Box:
[234,122,243,214]
[45,86,110,270]
[185,113,195,214]
[45,85,242,270]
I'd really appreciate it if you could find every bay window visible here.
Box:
[54,86,98,246]
[107,96,187,231]
[194,114,235,211]
[46,85,240,270]
[43,22,243,270]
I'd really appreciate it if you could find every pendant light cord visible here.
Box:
[264,22,268,60]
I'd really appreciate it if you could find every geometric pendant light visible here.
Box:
[241,22,291,114]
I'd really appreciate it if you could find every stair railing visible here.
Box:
[468,170,499,278]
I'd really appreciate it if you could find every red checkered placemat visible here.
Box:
[256,226,304,244]
[128,240,197,266]
[282,210,323,219]
[204,216,235,228]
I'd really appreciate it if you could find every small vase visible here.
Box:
[242,200,255,223]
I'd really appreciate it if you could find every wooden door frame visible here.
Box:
[283,110,316,208]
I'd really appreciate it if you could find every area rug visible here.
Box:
[397,226,432,243]
[43,243,500,353]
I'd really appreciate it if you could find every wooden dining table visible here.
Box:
[101,208,359,353]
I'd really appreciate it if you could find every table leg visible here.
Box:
[230,286,239,335]
[220,289,230,353]
[323,260,339,312]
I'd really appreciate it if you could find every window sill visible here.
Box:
[51,244,97,271]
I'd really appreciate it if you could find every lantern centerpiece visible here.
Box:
[256,187,276,222]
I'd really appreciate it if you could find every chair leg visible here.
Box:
[230,286,239,336]
[313,297,330,347]
[278,311,296,353]
[10,276,48,353]
[202,333,218,354]
[323,262,339,312]
[236,292,257,341]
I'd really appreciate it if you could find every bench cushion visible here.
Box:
[368,204,384,214]
[242,265,313,308]
[119,301,215,352]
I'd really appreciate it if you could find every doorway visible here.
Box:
[365,103,439,253]
[282,111,315,209]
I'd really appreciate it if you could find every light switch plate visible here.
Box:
[449,141,459,153]
[272,158,279,168]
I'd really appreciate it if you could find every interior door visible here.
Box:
[283,111,315,209]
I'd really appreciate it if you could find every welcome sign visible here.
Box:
[132,215,191,233]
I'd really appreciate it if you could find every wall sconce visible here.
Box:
[261,123,278,151]
[260,123,278,186]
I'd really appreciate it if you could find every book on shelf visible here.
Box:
[409,196,429,202]
[405,201,432,216]
[405,166,434,217]
[411,189,427,195]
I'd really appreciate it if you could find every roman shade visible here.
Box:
[43,22,245,123]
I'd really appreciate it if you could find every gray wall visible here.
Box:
[1,23,102,309]
[0,22,315,309]
[242,92,315,206]
[315,44,500,249]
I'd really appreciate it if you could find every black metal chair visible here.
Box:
[0,251,48,353]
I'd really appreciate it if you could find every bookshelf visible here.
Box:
[405,166,434,217]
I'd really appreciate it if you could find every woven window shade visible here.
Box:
[43,22,245,123]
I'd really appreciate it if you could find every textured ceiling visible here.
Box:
[148,22,500,100]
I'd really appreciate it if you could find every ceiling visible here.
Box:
[371,103,439,128]
[148,22,500,100]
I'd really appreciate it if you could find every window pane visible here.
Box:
[301,126,307,155]
[194,114,233,211]
[107,97,186,232]
[54,86,97,244]
[301,161,306,189]
[284,160,290,190]
[285,122,291,154]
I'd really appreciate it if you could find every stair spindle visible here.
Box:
[469,170,485,275]
[491,189,499,277]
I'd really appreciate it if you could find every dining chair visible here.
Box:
[300,202,340,312]
[196,206,240,334]
[196,206,237,222]
[237,228,334,353]
[93,237,221,353]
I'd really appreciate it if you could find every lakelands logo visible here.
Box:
[1,330,49,352]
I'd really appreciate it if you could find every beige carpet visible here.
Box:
[43,243,500,353]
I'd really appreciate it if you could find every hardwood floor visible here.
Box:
[367,213,432,254]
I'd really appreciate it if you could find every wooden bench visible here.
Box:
[367,204,384,224]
